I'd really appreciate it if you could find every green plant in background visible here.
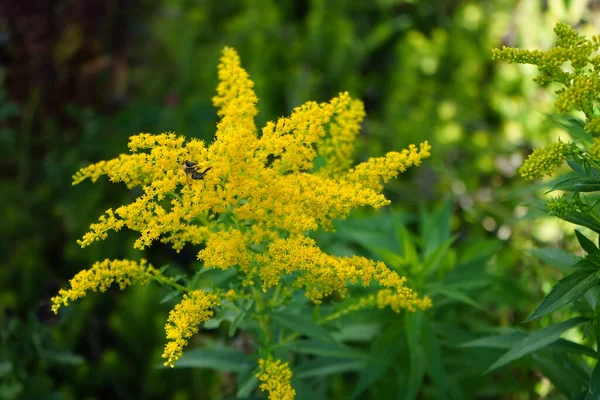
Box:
[312,201,540,398]
[52,48,432,399]
[458,23,600,398]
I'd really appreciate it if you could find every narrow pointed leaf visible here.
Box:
[422,318,448,399]
[168,348,252,372]
[576,230,600,256]
[585,359,600,400]
[552,178,600,192]
[270,311,334,343]
[295,357,364,378]
[484,317,589,373]
[525,269,599,322]
[526,248,577,270]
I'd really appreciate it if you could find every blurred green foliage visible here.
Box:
[1,0,599,398]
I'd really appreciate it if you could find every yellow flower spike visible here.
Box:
[51,259,159,314]
[316,92,366,177]
[162,290,220,367]
[344,140,432,192]
[57,47,433,377]
[257,358,296,400]
[256,236,430,309]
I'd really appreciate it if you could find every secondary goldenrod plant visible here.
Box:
[51,48,431,399]
[466,23,600,397]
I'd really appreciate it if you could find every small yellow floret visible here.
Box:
[257,358,296,400]
[51,259,158,314]
[162,290,220,367]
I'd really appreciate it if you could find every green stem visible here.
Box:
[154,275,188,292]
[252,286,272,342]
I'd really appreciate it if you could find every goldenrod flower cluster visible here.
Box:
[51,259,158,314]
[162,290,220,367]
[519,141,574,180]
[493,23,600,133]
[54,47,432,396]
[257,358,296,400]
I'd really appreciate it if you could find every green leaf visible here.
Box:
[576,230,600,256]
[526,248,577,270]
[552,177,600,192]
[422,318,448,399]
[270,311,334,343]
[288,339,366,360]
[533,353,589,398]
[229,300,254,337]
[485,317,590,373]
[394,222,418,265]
[420,200,453,257]
[42,350,85,366]
[405,311,425,400]
[422,238,455,279]
[159,290,181,304]
[585,359,600,400]
[236,375,259,398]
[525,269,599,322]
[564,214,600,234]
[351,323,404,399]
[331,323,380,342]
[295,357,364,379]
[546,339,598,358]
[167,348,251,372]
[428,287,484,310]
[460,332,527,349]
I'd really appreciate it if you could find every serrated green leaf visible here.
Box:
[270,311,334,343]
[525,269,599,322]
[485,317,590,373]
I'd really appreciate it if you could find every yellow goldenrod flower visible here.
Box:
[255,236,430,309]
[257,358,296,400]
[51,259,158,314]
[162,290,220,367]
[58,47,433,374]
